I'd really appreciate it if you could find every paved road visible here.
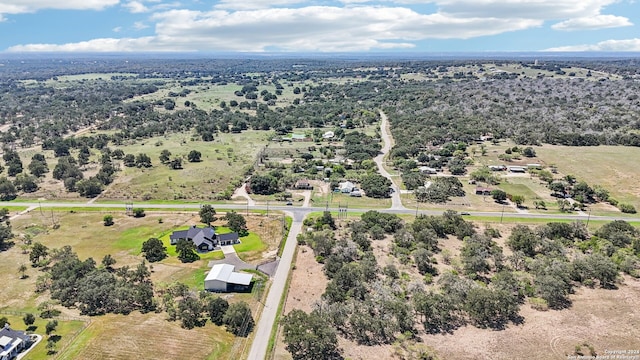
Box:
[374,110,404,210]
[247,211,304,360]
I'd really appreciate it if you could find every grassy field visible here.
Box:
[536,144,640,210]
[3,209,281,359]
[103,131,268,201]
[57,312,237,360]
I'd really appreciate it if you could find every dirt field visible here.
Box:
[274,221,640,360]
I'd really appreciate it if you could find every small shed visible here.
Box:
[205,264,253,292]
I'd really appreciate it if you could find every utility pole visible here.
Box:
[586,207,592,227]
[500,203,505,223]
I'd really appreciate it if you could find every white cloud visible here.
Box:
[546,38,640,51]
[133,21,148,30]
[215,0,306,10]
[123,1,148,13]
[0,0,119,14]
[4,0,635,52]
[551,14,632,30]
[8,6,542,52]
[113,26,122,32]
[7,37,171,52]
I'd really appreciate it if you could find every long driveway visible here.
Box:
[374,110,405,210]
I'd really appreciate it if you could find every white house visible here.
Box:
[508,166,527,173]
[322,131,335,139]
[418,166,438,175]
[339,181,355,193]
[205,264,253,292]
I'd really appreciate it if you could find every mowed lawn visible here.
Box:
[0,314,86,360]
[537,145,640,209]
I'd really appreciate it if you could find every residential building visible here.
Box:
[205,264,253,292]
[0,325,32,360]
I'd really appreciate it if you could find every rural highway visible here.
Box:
[374,110,404,210]
[4,112,639,360]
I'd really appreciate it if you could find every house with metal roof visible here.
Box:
[205,264,253,292]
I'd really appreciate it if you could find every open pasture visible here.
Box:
[536,144,640,211]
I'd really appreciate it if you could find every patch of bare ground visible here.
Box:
[273,245,328,360]
[422,277,640,360]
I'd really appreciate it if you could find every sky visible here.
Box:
[0,0,639,53]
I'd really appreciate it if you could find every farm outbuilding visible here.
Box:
[205,264,253,292]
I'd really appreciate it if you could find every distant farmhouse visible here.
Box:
[205,264,253,292]
[170,225,239,252]
[0,324,33,360]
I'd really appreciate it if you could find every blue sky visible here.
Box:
[0,0,638,53]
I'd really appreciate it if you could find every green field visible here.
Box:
[537,144,640,210]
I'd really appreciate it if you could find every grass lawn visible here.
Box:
[0,314,86,360]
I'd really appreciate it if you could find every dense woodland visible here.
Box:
[1,56,640,150]
[285,212,640,359]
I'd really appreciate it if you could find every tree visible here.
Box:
[45,319,59,335]
[283,309,342,360]
[199,205,217,226]
[176,239,200,263]
[102,254,116,269]
[103,214,114,226]
[18,263,27,279]
[223,301,254,337]
[360,173,392,198]
[549,181,566,196]
[511,195,525,208]
[0,219,13,250]
[188,150,202,162]
[507,225,539,257]
[249,174,279,195]
[22,313,35,327]
[133,208,145,218]
[135,153,152,168]
[30,242,49,266]
[46,338,57,355]
[14,173,38,193]
[0,177,17,200]
[177,295,205,329]
[206,296,229,326]
[464,287,519,329]
[159,149,171,164]
[75,177,104,197]
[0,317,8,328]
[413,248,437,275]
[141,237,167,262]
[522,147,536,157]
[29,154,49,177]
[169,157,183,169]
[491,189,507,203]
[123,154,135,167]
[225,211,248,236]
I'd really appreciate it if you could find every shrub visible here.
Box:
[619,203,637,214]
[133,208,145,218]
[529,297,548,311]
[103,215,114,226]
